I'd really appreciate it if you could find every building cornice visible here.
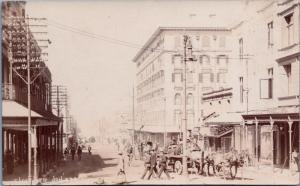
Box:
[277,2,299,15]
[132,26,231,63]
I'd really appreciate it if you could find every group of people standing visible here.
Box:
[64,144,91,161]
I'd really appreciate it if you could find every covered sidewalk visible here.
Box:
[2,100,63,179]
[241,106,299,170]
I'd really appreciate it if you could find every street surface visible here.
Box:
[3,143,299,185]
[43,143,300,185]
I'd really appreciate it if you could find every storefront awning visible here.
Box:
[2,100,60,129]
[199,126,233,138]
[2,100,43,118]
[205,112,242,125]
[137,125,181,133]
[242,106,299,123]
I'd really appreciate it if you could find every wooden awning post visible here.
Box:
[255,117,259,169]
[288,116,293,170]
[270,116,274,172]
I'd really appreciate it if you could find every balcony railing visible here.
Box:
[2,84,16,100]
[2,83,52,115]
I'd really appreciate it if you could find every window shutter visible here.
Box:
[181,73,184,82]
[268,78,273,98]
[172,73,175,82]
[217,73,220,82]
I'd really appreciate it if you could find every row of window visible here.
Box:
[137,88,164,104]
[173,55,229,69]
[137,70,164,95]
[137,110,165,124]
[137,58,163,82]
[174,35,226,49]
[174,93,194,105]
[172,72,227,84]
[239,12,295,58]
[173,110,195,126]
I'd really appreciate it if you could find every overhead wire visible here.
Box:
[47,19,252,60]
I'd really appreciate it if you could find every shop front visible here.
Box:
[242,110,299,169]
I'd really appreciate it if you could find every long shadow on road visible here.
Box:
[49,152,117,181]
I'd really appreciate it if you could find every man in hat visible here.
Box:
[147,149,159,180]
[158,150,171,179]
[141,150,151,179]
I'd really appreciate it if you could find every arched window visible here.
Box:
[174,93,181,105]
[187,93,193,105]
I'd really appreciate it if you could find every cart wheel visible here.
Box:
[230,165,237,179]
[174,160,183,175]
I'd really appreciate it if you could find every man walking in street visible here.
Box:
[147,149,159,180]
[141,150,151,179]
[77,145,82,161]
[71,145,76,160]
[158,150,171,179]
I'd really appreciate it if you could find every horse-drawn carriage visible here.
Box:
[159,144,245,179]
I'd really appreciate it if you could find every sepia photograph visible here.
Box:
[1,0,300,185]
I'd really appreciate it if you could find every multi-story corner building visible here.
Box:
[2,1,62,178]
[133,27,232,146]
[205,0,300,169]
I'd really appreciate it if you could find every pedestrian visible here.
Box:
[138,143,142,160]
[88,145,92,155]
[127,145,133,166]
[77,145,82,161]
[292,148,299,172]
[116,152,127,183]
[64,147,69,160]
[71,145,76,160]
[141,150,151,179]
[147,149,159,180]
[158,150,171,179]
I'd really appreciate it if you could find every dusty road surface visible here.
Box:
[3,143,299,185]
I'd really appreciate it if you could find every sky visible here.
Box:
[25,0,245,137]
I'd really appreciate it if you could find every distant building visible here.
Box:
[133,27,232,146]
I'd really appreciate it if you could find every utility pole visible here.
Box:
[51,85,68,162]
[7,15,49,184]
[182,35,188,177]
[26,15,32,183]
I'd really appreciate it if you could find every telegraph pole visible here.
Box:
[25,15,33,183]
[182,35,188,177]
[7,15,49,184]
